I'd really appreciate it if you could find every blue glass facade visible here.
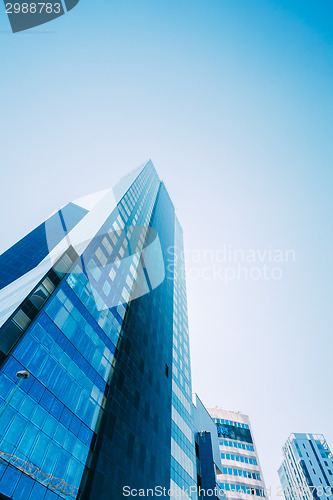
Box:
[0,161,202,500]
[78,181,175,499]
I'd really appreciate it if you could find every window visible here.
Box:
[12,310,31,330]
[42,277,55,294]
[30,285,49,309]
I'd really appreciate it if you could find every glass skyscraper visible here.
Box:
[207,408,266,500]
[278,433,333,500]
[0,161,200,500]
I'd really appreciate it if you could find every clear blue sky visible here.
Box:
[1,1,332,497]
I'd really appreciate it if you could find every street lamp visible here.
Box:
[0,370,30,420]
[15,370,30,380]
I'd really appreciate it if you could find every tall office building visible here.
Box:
[207,408,266,500]
[278,433,333,500]
[0,161,198,500]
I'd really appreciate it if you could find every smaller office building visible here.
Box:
[207,408,266,500]
[278,433,333,500]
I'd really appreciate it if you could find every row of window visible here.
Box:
[221,453,258,465]
[172,233,192,410]
[172,377,191,415]
[221,467,261,481]
[172,405,192,443]
[220,439,255,452]
[171,457,196,499]
[214,418,249,429]
[171,223,197,490]
[171,436,195,480]
[171,420,194,468]
[219,483,265,497]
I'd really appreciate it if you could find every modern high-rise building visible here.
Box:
[0,160,202,500]
[207,408,266,500]
[278,433,333,500]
